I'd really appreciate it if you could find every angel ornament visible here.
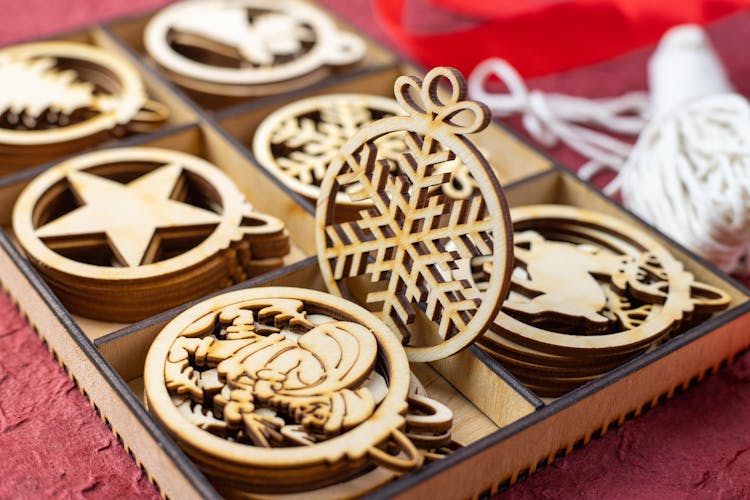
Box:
[144,0,366,97]
[145,288,429,493]
[0,42,168,172]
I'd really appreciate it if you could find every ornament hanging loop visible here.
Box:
[395,67,490,135]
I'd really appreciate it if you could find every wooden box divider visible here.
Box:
[214,63,555,195]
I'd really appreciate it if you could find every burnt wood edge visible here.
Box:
[0,121,200,191]
[94,255,320,346]
[0,228,221,500]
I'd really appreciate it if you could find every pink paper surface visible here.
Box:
[0,292,159,498]
[1,0,749,497]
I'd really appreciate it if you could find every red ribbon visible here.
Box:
[375,0,750,78]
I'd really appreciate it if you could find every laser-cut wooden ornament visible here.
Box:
[405,372,454,451]
[12,147,290,322]
[144,0,366,97]
[0,41,168,173]
[468,204,731,396]
[315,67,513,363]
[253,93,481,217]
[217,371,457,498]
[143,287,424,493]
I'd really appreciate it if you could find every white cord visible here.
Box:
[467,58,650,179]
[468,28,750,275]
[617,93,750,274]
[607,25,750,275]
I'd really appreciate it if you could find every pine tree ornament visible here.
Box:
[0,42,168,172]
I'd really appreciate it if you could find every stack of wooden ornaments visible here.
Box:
[470,205,732,396]
[143,0,367,100]
[12,147,290,322]
[0,41,168,173]
[144,287,455,496]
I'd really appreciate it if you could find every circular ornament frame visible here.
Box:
[143,0,366,94]
[14,147,254,282]
[315,67,513,362]
[483,204,730,356]
[0,41,153,147]
[13,147,289,321]
[253,93,405,204]
[143,286,419,492]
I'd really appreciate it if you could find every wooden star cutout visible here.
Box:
[36,163,221,267]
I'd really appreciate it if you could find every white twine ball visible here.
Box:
[614,24,750,274]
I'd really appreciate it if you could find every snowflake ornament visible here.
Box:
[316,67,514,362]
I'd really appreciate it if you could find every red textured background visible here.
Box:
[2,0,750,498]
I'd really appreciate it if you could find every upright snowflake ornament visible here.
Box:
[316,67,513,362]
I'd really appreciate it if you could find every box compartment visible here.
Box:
[1,121,315,341]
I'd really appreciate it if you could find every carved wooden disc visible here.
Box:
[315,67,513,363]
[143,287,420,492]
[253,93,481,211]
[478,204,731,356]
[0,41,163,148]
[254,94,404,203]
[143,0,366,95]
[463,204,732,396]
[12,147,289,321]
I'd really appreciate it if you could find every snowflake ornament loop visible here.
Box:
[316,66,513,363]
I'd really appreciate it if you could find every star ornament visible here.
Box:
[36,163,221,267]
[13,147,292,322]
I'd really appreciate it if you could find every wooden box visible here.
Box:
[1,4,749,499]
